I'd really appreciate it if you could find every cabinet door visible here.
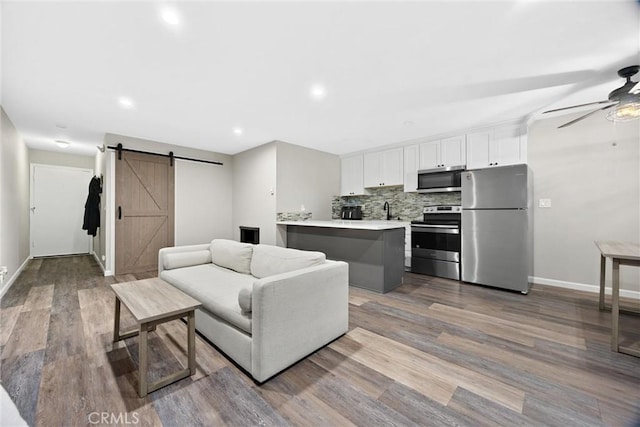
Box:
[418,141,440,170]
[363,151,383,187]
[492,126,522,166]
[403,145,419,192]
[466,131,491,169]
[340,155,364,196]
[382,148,403,186]
[440,135,466,167]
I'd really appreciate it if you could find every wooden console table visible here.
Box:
[111,278,201,397]
[595,241,640,357]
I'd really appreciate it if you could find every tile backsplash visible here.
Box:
[332,186,461,221]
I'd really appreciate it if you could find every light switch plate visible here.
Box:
[539,198,552,208]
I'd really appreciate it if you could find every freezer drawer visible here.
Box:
[461,209,530,293]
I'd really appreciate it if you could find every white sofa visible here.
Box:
[158,239,349,382]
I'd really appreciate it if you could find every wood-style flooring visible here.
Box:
[1,255,639,426]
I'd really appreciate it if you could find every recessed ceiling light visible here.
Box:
[55,140,70,148]
[310,84,326,100]
[161,7,181,26]
[233,128,243,135]
[118,97,134,109]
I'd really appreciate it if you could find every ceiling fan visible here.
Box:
[543,65,640,128]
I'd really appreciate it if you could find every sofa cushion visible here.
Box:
[210,239,253,274]
[163,250,212,270]
[250,244,326,279]
[160,264,253,334]
[238,288,252,313]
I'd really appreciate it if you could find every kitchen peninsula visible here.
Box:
[276,220,406,293]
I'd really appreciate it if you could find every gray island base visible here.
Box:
[282,222,405,293]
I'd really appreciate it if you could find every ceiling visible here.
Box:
[2,1,639,157]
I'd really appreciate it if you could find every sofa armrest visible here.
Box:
[158,244,211,274]
[251,260,349,382]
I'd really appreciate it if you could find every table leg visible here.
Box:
[113,297,121,342]
[611,258,620,352]
[599,254,606,311]
[139,324,148,398]
[187,311,196,376]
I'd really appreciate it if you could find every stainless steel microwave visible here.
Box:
[417,165,465,193]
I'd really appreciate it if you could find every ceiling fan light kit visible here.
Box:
[544,65,640,128]
[606,101,640,122]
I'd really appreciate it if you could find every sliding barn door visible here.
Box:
[115,151,174,275]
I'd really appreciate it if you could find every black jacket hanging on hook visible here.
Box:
[82,176,102,236]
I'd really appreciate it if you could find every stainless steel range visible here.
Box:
[411,205,461,280]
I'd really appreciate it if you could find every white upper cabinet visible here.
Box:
[440,135,466,167]
[418,141,439,170]
[403,144,419,192]
[419,135,466,170]
[466,126,525,170]
[340,155,365,196]
[363,148,403,188]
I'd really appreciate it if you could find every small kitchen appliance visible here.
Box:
[340,205,363,220]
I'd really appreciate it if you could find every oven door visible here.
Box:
[411,224,460,262]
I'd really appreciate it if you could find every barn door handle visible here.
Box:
[118,206,122,220]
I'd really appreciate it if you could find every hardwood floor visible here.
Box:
[1,255,639,426]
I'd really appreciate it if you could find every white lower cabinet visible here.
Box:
[405,225,411,268]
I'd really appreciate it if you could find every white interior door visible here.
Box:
[31,164,93,257]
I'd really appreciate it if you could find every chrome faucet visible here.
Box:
[383,201,391,220]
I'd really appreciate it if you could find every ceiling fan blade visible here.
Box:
[543,100,611,114]
[558,104,616,128]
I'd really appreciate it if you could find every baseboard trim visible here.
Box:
[0,257,32,299]
[530,276,640,300]
[92,252,113,277]
[92,251,105,275]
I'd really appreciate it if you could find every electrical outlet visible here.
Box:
[538,198,552,208]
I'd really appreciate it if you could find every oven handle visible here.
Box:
[412,225,459,234]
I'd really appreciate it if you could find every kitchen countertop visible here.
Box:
[276,220,409,230]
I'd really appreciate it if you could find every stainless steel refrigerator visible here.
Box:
[461,164,532,294]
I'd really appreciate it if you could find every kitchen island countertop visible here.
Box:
[276,220,409,230]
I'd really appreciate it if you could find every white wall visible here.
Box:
[276,141,340,220]
[93,147,107,269]
[528,114,640,294]
[175,159,233,245]
[0,107,30,294]
[102,133,232,274]
[232,142,277,245]
[30,149,94,169]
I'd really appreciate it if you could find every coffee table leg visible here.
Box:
[113,297,121,342]
[139,324,148,397]
[188,311,196,375]
[599,254,606,311]
[611,258,620,352]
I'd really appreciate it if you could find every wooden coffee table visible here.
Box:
[111,277,202,397]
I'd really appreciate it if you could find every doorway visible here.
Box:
[115,151,174,275]
[30,164,93,257]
